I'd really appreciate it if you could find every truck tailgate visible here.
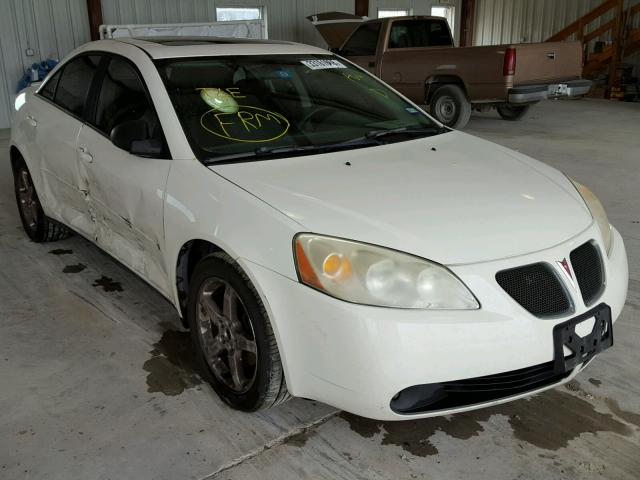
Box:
[513,41,583,85]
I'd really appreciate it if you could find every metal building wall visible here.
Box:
[0,0,90,128]
[473,0,640,45]
[100,0,353,47]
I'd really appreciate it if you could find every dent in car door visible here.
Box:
[76,125,171,295]
[76,56,172,295]
[31,55,102,233]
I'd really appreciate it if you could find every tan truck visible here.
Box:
[309,13,592,128]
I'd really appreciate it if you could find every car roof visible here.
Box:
[111,36,328,59]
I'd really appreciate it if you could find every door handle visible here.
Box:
[26,114,37,127]
[78,146,94,163]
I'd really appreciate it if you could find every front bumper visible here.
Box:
[240,225,627,420]
[508,79,593,104]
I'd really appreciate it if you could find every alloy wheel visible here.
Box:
[196,278,258,394]
[17,169,38,231]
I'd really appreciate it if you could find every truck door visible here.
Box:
[339,22,383,74]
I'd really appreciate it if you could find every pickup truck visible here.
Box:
[308,13,592,128]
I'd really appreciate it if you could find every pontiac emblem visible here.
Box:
[557,258,576,290]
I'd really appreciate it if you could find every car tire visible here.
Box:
[186,252,290,411]
[429,85,472,129]
[13,157,71,243]
[497,104,530,121]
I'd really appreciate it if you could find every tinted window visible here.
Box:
[388,20,452,48]
[39,71,61,101]
[95,56,166,153]
[54,55,101,117]
[341,23,381,56]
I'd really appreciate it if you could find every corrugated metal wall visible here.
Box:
[474,0,640,45]
[100,0,352,47]
[0,0,90,128]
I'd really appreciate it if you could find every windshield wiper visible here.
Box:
[205,138,381,164]
[203,126,447,164]
[364,125,447,141]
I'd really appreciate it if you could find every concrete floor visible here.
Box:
[1,98,639,480]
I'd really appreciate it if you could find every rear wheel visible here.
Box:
[13,157,70,242]
[429,85,472,129]
[187,252,290,411]
[497,104,530,121]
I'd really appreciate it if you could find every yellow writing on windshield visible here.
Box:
[200,106,290,143]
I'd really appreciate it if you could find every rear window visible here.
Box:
[388,20,452,48]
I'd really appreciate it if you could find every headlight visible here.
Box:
[294,234,479,309]
[570,178,612,255]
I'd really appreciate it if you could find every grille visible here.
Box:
[391,361,570,414]
[496,263,571,317]
[570,242,604,306]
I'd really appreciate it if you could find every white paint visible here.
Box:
[10,39,629,420]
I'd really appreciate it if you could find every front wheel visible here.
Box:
[429,85,472,129]
[187,252,290,411]
[497,104,531,121]
[13,158,70,242]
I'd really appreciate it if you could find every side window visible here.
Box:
[54,55,101,117]
[39,70,61,101]
[94,56,166,155]
[341,23,382,56]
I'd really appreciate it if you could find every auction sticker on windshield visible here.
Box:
[301,59,347,70]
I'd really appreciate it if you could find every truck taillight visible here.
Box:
[503,47,516,76]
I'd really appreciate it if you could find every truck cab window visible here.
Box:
[388,20,452,48]
[341,23,382,56]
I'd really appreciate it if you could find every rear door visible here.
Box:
[31,54,102,231]
[339,22,383,74]
[76,54,172,294]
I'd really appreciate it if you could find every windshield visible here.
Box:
[155,54,443,163]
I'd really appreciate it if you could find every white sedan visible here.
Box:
[10,37,628,420]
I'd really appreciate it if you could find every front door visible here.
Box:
[339,22,383,75]
[76,55,172,295]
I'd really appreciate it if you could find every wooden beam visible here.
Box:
[355,0,369,17]
[86,0,103,41]
[459,0,476,47]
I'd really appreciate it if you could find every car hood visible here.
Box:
[210,131,592,265]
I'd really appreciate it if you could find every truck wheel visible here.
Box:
[497,104,530,121]
[429,85,472,129]
[187,252,290,411]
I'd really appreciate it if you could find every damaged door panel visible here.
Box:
[74,55,173,296]
[30,55,103,231]
[76,124,171,296]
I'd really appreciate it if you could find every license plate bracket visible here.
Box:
[552,303,613,374]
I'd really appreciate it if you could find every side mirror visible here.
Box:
[131,139,163,157]
[110,119,148,152]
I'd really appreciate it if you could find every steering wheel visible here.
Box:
[299,106,338,130]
